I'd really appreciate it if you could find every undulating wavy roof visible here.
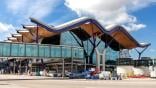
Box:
[28,17,150,51]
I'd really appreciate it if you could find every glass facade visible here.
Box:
[0,31,119,64]
[0,42,84,59]
[62,46,71,58]
[25,44,38,57]
[39,45,51,58]
[1,43,10,56]
[105,47,119,60]
[61,31,119,64]
[51,46,61,58]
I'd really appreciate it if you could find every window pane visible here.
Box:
[79,48,84,59]
[44,45,50,58]
[19,44,25,56]
[62,46,71,58]
[39,45,50,58]
[72,48,77,58]
[39,45,44,57]
[2,43,10,56]
[26,44,38,57]
[51,46,61,58]
[0,43,3,56]
[11,43,19,56]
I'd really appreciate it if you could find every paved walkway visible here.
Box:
[1,75,156,88]
[0,74,52,80]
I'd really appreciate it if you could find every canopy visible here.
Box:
[28,17,150,51]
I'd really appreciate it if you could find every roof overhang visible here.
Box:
[12,34,23,42]
[16,29,34,43]
[23,25,58,38]
[30,17,150,51]
[8,37,18,42]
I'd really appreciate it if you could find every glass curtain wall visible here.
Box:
[61,31,119,65]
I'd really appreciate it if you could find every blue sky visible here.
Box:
[0,0,156,58]
[131,4,156,58]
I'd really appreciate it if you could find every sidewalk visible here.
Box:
[0,74,52,80]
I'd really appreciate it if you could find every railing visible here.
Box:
[0,42,84,59]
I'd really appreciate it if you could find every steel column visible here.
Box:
[62,58,65,77]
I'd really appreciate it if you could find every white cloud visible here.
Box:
[0,0,61,41]
[122,23,146,32]
[65,0,155,32]
[0,22,16,41]
[1,0,60,40]
[0,22,15,32]
[6,0,60,21]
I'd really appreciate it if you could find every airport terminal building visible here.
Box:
[0,17,150,77]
